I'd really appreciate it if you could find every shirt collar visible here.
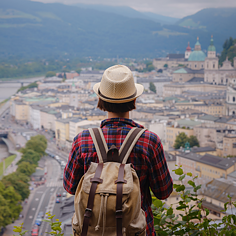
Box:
[100,118,144,129]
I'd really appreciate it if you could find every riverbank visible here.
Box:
[0,74,45,82]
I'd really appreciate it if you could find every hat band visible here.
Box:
[98,88,137,101]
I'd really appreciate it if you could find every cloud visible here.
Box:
[31,0,236,18]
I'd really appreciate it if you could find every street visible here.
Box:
[1,107,71,236]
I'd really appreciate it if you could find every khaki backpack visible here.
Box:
[72,127,147,236]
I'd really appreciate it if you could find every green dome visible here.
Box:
[188,50,206,61]
[208,38,216,51]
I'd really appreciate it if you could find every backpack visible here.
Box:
[72,127,147,236]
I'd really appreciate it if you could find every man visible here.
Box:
[63,65,173,236]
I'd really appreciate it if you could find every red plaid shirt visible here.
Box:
[64,118,173,236]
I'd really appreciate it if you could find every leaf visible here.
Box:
[176,185,185,192]
[188,180,195,187]
[187,172,193,177]
[174,168,183,176]
[185,197,191,203]
[224,202,229,211]
[152,199,164,208]
[167,207,173,216]
[13,228,22,233]
[179,174,186,181]
[205,208,209,216]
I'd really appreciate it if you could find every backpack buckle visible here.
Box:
[84,208,92,218]
[116,210,123,219]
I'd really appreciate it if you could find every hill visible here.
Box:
[0,0,236,59]
[72,3,179,25]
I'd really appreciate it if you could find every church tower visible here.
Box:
[185,42,191,59]
[204,36,219,84]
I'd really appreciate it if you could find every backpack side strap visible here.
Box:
[120,128,147,164]
[88,128,108,163]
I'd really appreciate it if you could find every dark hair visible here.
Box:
[97,98,136,113]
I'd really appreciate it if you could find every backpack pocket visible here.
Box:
[72,213,81,236]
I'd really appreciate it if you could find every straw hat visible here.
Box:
[93,65,144,103]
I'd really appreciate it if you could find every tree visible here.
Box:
[45,71,56,78]
[188,135,200,147]
[17,162,36,176]
[2,173,30,200]
[18,149,41,165]
[76,68,81,74]
[149,82,156,93]
[164,64,168,68]
[174,132,189,149]
[21,135,47,157]
[2,186,22,221]
[0,195,12,227]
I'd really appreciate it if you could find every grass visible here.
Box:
[0,98,10,109]
[0,154,16,177]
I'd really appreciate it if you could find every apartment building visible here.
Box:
[176,152,236,180]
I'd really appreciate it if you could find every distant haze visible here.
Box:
[31,0,236,18]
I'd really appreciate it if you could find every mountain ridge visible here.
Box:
[0,0,236,59]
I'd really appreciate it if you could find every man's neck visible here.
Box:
[107,112,129,119]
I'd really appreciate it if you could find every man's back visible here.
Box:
[63,117,173,236]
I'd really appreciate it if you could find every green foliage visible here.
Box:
[188,135,200,147]
[164,64,168,68]
[174,132,189,149]
[45,71,56,78]
[219,37,236,65]
[152,167,236,235]
[21,135,47,157]
[13,223,28,236]
[17,82,38,92]
[2,172,30,200]
[149,82,156,93]
[17,162,36,176]
[0,183,22,227]
[17,149,41,165]
[174,132,200,149]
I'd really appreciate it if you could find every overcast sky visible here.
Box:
[31,0,236,18]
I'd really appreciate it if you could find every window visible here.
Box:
[213,64,215,68]
[233,97,235,102]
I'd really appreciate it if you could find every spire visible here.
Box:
[194,37,201,51]
[186,42,191,52]
[208,35,216,52]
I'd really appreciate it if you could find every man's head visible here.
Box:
[93,65,144,113]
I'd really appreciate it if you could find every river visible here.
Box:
[0,77,44,102]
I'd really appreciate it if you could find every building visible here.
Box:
[225,75,236,115]
[176,152,236,180]
[204,37,236,85]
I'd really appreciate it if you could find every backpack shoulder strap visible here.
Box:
[88,128,108,163]
[119,127,147,164]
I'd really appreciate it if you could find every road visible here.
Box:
[1,107,70,236]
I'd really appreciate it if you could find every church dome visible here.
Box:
[188,37,206,61]
[188,51,206,61]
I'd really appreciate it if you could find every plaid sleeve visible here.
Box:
[63,134,84,195]
[147,132,173,200]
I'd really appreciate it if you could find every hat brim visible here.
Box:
[93,82,144,104]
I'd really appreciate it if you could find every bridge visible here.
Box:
[0,131,8,138]
[0,81,31,87]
